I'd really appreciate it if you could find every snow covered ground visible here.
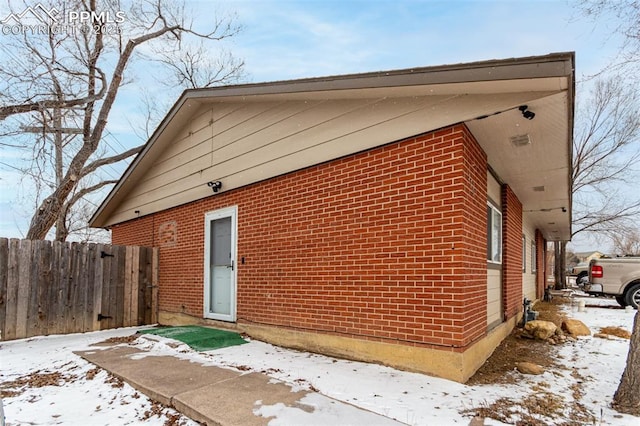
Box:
[1,295,638,425]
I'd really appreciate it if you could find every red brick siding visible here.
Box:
[112,124,488,350]
[458,127,489,345]
[501,184,523,319]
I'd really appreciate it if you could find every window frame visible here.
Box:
[522,234,526,272]
[486,202,502,264]
[531,240,537,274]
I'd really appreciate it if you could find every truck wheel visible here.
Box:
[616,295,627,308]
[624,283,640,309]
[576,271,588,287]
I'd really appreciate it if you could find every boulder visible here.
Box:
[523,320,557,340]
[516,362,544,375]
[561,319,591,337]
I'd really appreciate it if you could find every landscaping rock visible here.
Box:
[516,362,544,375]
[562,319,591,337]
[523,320,557,340]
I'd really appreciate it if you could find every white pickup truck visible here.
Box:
[586,257,640,309]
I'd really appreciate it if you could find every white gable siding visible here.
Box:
[105,92,543,226]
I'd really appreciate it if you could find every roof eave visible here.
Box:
[90,52,575,229]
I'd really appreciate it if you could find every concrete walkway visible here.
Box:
[75,342,399,425]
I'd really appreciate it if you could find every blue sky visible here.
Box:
[0,0,624,250]
[223,0,613,82]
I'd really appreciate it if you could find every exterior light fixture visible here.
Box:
[519,105,535,120]
[207,181,222,193]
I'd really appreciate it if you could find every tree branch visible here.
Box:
[0,89,105,121]
[79,145,143,179]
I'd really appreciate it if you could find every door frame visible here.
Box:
[203,205,238,322]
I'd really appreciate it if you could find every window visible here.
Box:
[487,202,502,264]
[522,235,526,272]
[531,240,537,274]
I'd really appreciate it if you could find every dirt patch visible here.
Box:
[462,391,596,426]
[105,373,125,388]
[467,299,566,386]
[533,298,567,328]
[97,335,140,345]
[0,370,76,398]
[85,367,102,380]
[464,298,629,424]
[140,400,190,426]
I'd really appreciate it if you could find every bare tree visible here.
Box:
[573,2,640,413]
[576,0,640,77]
[610,228,640,256]
[153,40,245,89]
[553,75,640,288]
[613,310,640,416]
[572,77,640,235]
[0,0,243,241]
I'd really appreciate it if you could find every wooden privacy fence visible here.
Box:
[0,238,158,341]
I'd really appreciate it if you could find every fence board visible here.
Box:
[43,241,56,336]
[15,239,32,338]
[5,239,19,340]
[67,243,79,333]
[0,238,8,340]
[151,247,159,324]
[100,245,113,330]
[79,243,90,332]
[48,241,62,335]
[84,244,97,332]
[56,241,72,335]
[114,245,126,328]
[32,240,51,337]
[0,239,158,341]
[141,248,151,325]
[26,241,39,338]
[123,246,132,327]
[38,241,51,336]
[92,244,105,331]
[131,247,140,326]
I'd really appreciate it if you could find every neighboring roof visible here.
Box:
[91,52,575,241]
[574,251,604,258]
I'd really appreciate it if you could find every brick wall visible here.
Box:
[501,184,523,319]
[458,128,490,345]
[112,123,488,351]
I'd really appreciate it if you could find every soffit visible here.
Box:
[466,91,572,241]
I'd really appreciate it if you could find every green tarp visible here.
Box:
[139,325,247,351]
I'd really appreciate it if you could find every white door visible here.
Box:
[204,206,237,321]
